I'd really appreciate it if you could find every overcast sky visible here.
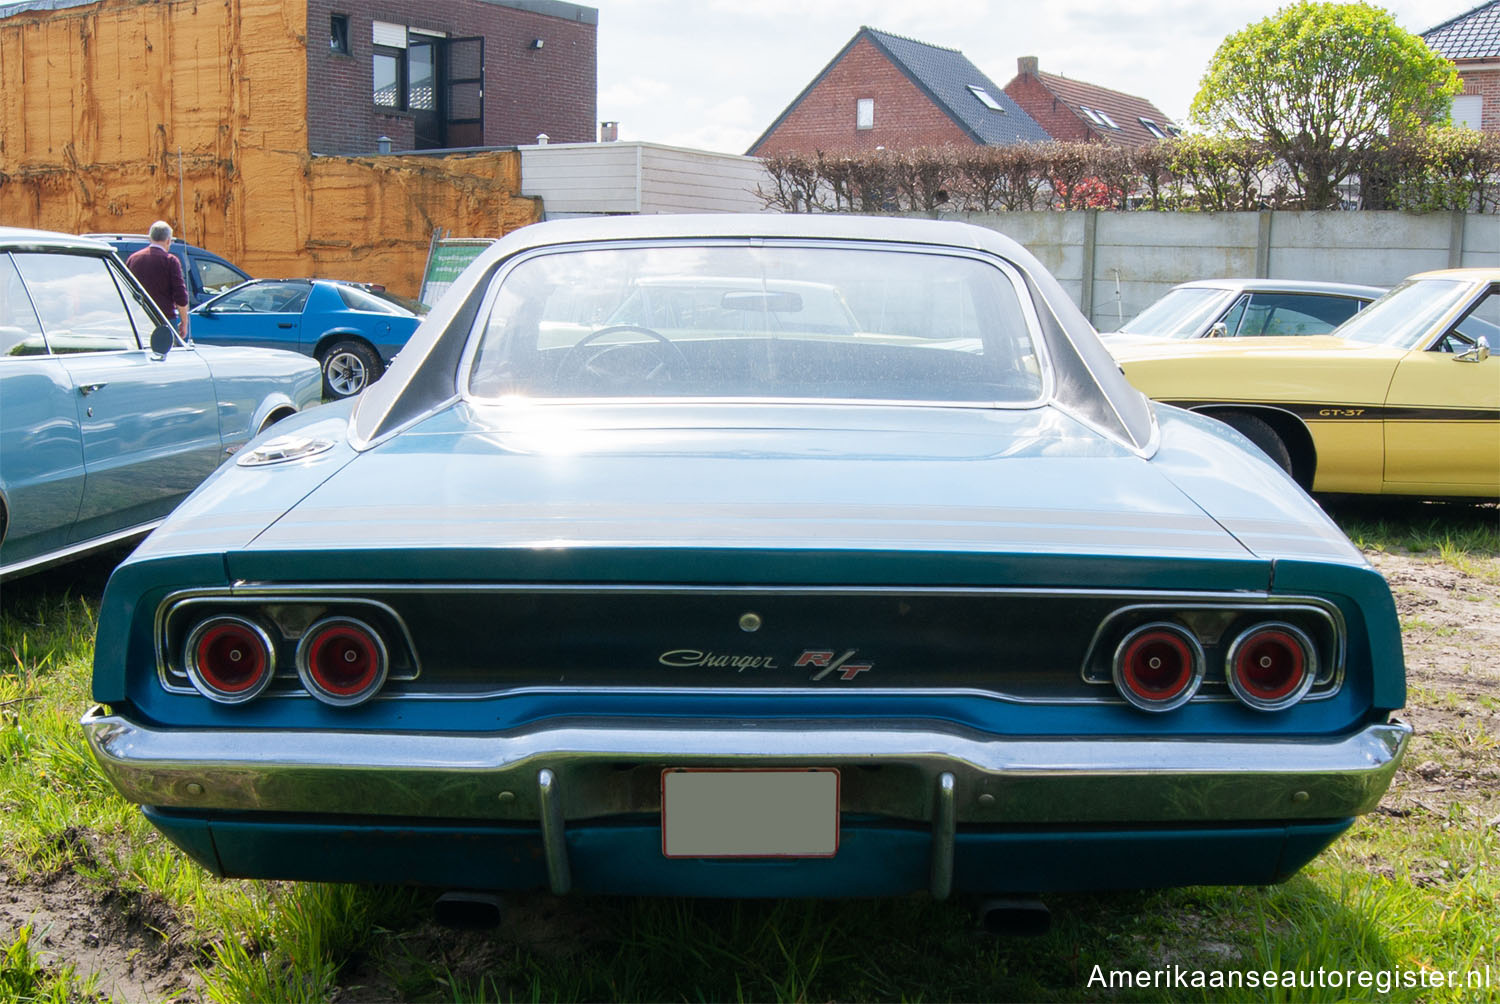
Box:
[596,0,1482,154]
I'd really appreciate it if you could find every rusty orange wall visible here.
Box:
[0,0,538,298]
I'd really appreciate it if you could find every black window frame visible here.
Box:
[330,13,350,55]
[374,44,407,110]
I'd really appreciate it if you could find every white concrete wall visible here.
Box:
[945,210,1498,330]
[520,141,771,218]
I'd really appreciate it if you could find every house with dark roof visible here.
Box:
[1423,1,1500,133]
[1001,56,1178,149]
[747,27,1048,156]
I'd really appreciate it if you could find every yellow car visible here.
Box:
[1110,269,1499,498]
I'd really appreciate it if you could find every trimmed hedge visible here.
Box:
[756,131,1500,214]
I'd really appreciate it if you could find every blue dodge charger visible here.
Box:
[83,215,1408,912]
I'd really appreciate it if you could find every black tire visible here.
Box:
[1218,411,1294,477]
[320,340,383,399]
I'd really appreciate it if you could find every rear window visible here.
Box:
[466,243,1046,405]
[336,284,416,315]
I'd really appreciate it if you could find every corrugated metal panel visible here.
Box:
[521,142,772,217]
[639,148,769,214]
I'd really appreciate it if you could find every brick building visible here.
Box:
[747,27,1048,156]
[308,0,597,154]
[0,0,586,295]
[1001,56,1178,149]
[1423,1,1500,134]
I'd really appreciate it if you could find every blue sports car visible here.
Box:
[191,278,426,398]
[82,216,1408,921]
[0,228,322,581]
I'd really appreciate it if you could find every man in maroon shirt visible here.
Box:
[125,220,191,340]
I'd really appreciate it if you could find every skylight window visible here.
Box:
[1097,110,1122,129]
[1079,105,1105,126]
[967,85,1005,112]
[1139,117,1167,139]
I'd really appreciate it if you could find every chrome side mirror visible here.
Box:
[1206,322,1229,339]
[1456,336,1490,363]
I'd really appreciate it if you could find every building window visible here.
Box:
[967,85,1005,112]
[856,97,874,130]
[1452,94,1482,130]
[1079,106,1121,129]
[330,14,349,54]
[373,46,405,107]
[1139,117,1167,139]
[407,36,437,111]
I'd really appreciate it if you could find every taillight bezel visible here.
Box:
[184,615,276,704]
[1226,622,1317,711]
[295,616,390,707]
[1111,621,1205,713]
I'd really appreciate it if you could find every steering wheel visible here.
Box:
[554,324,685,389]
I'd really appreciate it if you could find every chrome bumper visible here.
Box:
[84,707,1408,826]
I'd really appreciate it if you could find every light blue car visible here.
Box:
[191,278,426,399]
[0,228,323,581]
[82,216,1408,927]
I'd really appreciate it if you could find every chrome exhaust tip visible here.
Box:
[977,896,1051,936]
[434,890,505,929]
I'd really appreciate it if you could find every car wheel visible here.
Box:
[1218,412,1293,477]
[320,340,382,399]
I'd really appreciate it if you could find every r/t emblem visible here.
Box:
[795,649,874,681]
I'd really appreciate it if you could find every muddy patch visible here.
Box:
[0,852,204,1003]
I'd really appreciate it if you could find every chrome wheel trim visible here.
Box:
[325,351,368,396]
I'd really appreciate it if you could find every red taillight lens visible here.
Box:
[1227,623,1315,711]
[185,617,275,704]
[1112,623,1204,712]
[297,617,388,706]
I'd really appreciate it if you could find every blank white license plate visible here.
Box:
[661,768,840,858]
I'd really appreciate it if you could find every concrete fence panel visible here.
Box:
[936,210,1498,330]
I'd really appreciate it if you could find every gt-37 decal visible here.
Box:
[1165,401,1499,422]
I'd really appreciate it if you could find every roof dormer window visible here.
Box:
[1139,117,1167,139]
[967,85,1005,112]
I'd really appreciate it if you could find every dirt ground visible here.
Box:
[2,549,1497,1003]
[1365,550,1500,832]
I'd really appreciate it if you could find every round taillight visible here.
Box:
[1112,622,1204,712]
[1227,623,1316,711]
[296,617,388,707]
[185,616,275,704]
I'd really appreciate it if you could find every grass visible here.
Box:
[1326,497,1500,578]
[2,511,1498,1002]
[0,925,102,1004]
